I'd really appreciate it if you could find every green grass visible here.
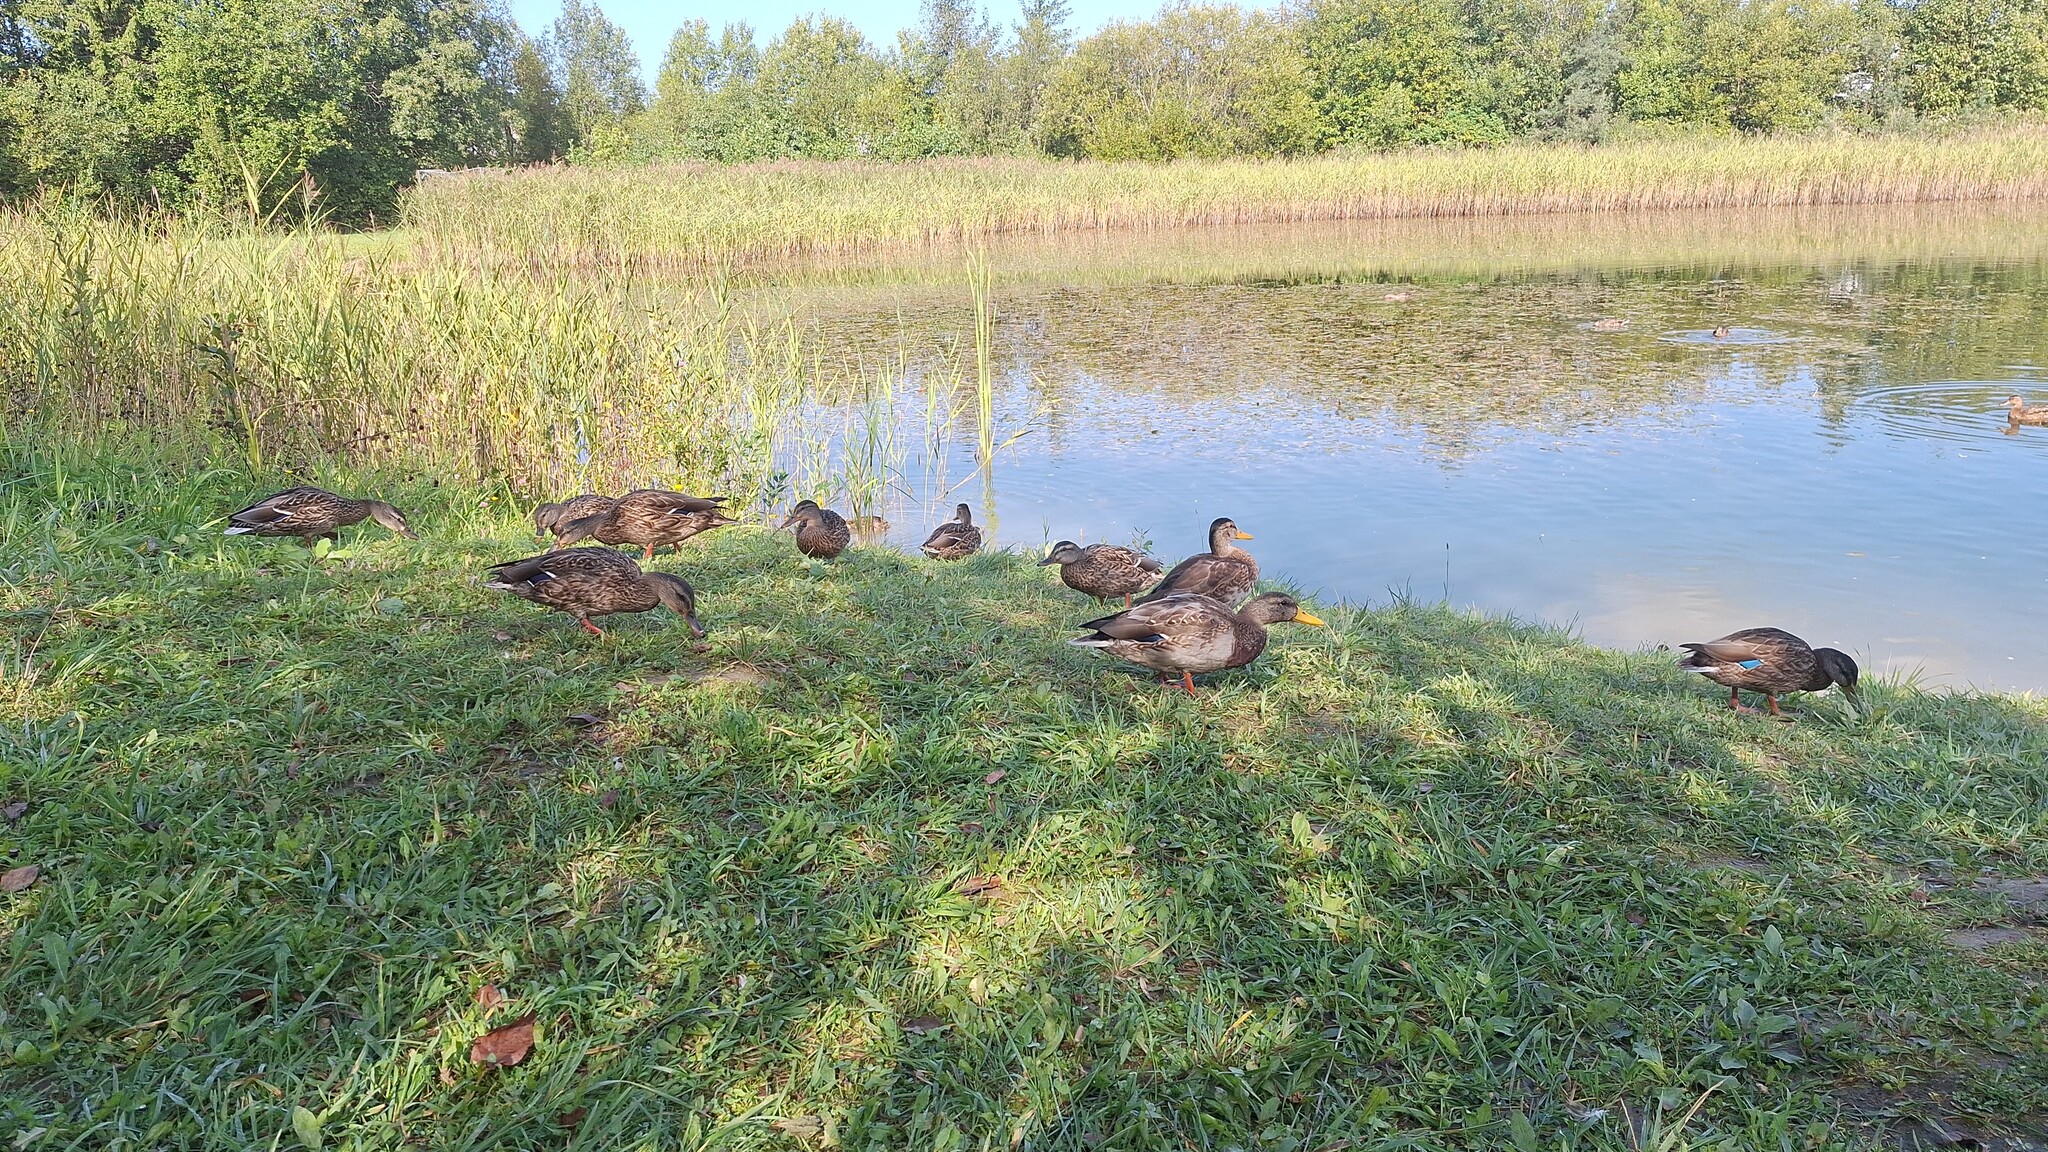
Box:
[5,449,2048,1151]
[399,129,2048,270]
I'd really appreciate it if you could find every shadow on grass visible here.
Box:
[3,457,2048,1149]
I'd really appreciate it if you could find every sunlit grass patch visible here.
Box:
[3,449,2048,1148]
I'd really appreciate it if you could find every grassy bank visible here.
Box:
[400,130,2048,269]
[4,451,2048,1149]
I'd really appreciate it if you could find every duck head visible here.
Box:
[646,572,704,637]
[1814,646,1860,706]
[1209,517,1252,553]
[1239,592,1325,628]
[1039,540,1085,566]
[367,501,418,539]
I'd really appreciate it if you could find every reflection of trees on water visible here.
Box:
[790,255,2048,458]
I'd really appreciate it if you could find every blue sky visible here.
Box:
[503,0,1180,80]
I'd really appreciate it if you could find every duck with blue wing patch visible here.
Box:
[1071,591,1324,695]
[1678,626,1859,717]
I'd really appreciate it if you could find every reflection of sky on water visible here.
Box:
[793,231,2048,692]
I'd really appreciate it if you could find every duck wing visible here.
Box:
[1140,554,1254,604]
[229,487,336,529]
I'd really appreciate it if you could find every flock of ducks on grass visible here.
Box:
[224,486,1860,713]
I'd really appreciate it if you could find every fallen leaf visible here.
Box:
[984,770,1006,785]
[902,1015,949,1035]
[599,789,619,809]
[1,801,25,822]
[1417,780,1435,793]
[1625,912,1647,927]
[772,1116,824,1138]
[469,1012,536,1067]
[139,820,163,833]
[0,865,40,894]
[475,984,505,1012]
[958,822,984,834]
[493,631,513,642]
[566,713,604,728]
[953,875,1003,898]
[556,1107,588,1129]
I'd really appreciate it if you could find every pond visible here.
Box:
[770,204,2048,693]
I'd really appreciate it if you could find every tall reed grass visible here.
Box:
[400,129,2048,269]
[0,202,1005,506]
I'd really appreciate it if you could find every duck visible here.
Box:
[554,489,733,560]
[782,500,851,559]
[1137,517,1257,606]
[1711,325,1732,339]
[2003,395,2048,425]
[1039,540,1164,607]
[1590,317,1629,332]
[534,493,617,545]
[1677,627,1860,717]
[1071,592,1325,694]
[485,547,702,637]
[225,487,416,548]
[919,504,983,561]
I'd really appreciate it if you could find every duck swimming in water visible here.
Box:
[2004,395,2048,425]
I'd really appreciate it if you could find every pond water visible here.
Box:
[772,205,2048,693]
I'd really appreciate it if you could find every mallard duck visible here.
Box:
[1678,627,1860,717]
[225,487,415,547]
[535,493,616,543]
[1137,518,1257,606]
[555,489,733,559]
[1071,592,1325,694]
[2004,395,2048,425]
[1590,317,1629,332]
[781,500,851,559]
[920,504,983,561]
[1039,540,1164,607]
[485,547,702,637]
[1711,325,1732,339]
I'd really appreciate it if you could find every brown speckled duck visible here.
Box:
[920,503,983,561]
[2004,395,2048,426]
[535,494,617,544]
[1137,517,1257,606]
[1678,627,1860,717]
[485,547,702,637]
[782,500,851,559]
[1039,540,1164,607]
[556,489,733,559]
[1071,592,1325,694]
[225,487,415,548]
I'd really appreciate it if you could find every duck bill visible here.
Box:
[1036,555,1060,566]
[1234,531,1254,540]
[1293,610,1327,627]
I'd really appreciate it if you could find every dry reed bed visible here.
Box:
[399,130,2048,268]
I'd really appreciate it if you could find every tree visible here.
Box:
[509,36,573,161]
[1900,0,2048,114]
[547,0,645,142]
[1038,5,1322,159]
[1301,0,1505,148]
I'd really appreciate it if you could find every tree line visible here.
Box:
[3,0,2045,221]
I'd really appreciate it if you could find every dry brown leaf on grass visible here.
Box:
[469,1013,536,1067]
[952,875,1003,898]
[1,865,40,893]
[771,1116,824,1138]
[2,800,26,821]
[556,1106,588,1129]
[901,1016,949,1035]
[600,789,620,809]
[475,984,506,1012]
[983,770,1005,785]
